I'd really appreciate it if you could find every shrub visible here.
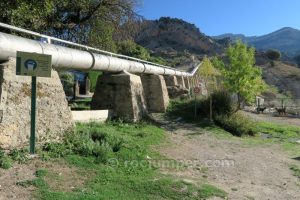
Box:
[9,149,29,164]
[42,142,72,158]
[88,71,102,93]
[41,125,125,164]
[0,150,13,169]
[59,72,74,96]
[266,49,281,60]
[93,142,110,163]
[211,91,235,116]
[214,113,257,136]
[197,90,235,117]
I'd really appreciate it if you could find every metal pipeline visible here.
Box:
[0,32,197,77]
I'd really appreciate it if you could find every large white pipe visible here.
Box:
[0,32,193,76]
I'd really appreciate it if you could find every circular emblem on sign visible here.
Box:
[25,59,37,71]
[193,87,201,94]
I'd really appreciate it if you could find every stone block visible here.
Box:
[177,76,186,88]
[164,76,178,86]
[141,74,169,113]
[0,58,74,149]
[91,71,147,121]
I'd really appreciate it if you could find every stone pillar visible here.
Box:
[177,76,186,88]
[141,74,169,113]
[75,80,80,97]
[184,77,190,90]
[91,71,147,122]
[85,77,91,95]
[164,76,178,86]
[0,58,74,149]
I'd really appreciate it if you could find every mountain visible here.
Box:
[134,17,227,68]
[214,27,300,58]
[134,17,300,98]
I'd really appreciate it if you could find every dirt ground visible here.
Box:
[155,116,300,200]
[1,113,300,200]
[0,159,84,200]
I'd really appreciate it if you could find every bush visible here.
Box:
[197,90,235,117]
[9,149,29,164]
[266,49,281,60]
[88,71,102,93]
[211,91,235,116]
[0,150,13,169]
[59,72,74,96]
[41,125,124,164]
[214,113,257,136]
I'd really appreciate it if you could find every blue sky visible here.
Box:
[139,0,300,36]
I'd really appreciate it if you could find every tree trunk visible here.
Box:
[235,94,241,112]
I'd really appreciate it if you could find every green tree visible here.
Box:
[198,56,220,120]
[0,0,140,44]
[88,71,102,93]
[117,40,151,60]
[88,20,117,52]
[214,41,266,110]
[266,49,281,60]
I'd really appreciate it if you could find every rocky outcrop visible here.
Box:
[0,58,74,149]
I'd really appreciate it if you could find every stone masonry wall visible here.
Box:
[0,58,74,149]
[91,71,147,121]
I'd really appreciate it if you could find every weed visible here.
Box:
[0,150,13,169]
[9,149,29,164]
[199,184,227,198]
[290,164,300,179]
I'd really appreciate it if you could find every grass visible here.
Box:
[290,164,300,179]
[69,98,92,111]
[24,122,227,200]
[257,122,300,141]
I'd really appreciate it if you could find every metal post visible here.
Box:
[30,76,37,154]
[194,95,197,119]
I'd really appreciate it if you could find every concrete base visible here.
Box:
[177,76,186,88]
[0,58,74,149]
[91,71,147,121]
[141,74,169,113]
[184,77,190,90]
[72,110,112,123]
[164,76,178,86]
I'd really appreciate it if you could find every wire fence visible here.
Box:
[253,97,300,117]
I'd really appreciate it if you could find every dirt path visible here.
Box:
[0,159,84,200]
[154,115,300,200]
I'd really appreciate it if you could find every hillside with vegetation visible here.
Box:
[133,17,228,68]
[133,17,300,99]
[214,27,300,60]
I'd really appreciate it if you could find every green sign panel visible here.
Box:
[16,51,52,77]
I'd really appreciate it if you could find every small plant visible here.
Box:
[199,184,227,198]
[42,142,72,158]
[290,164,300,179]
[9,149,29,164]
[93,142,110,164]
[0,150,13,169]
